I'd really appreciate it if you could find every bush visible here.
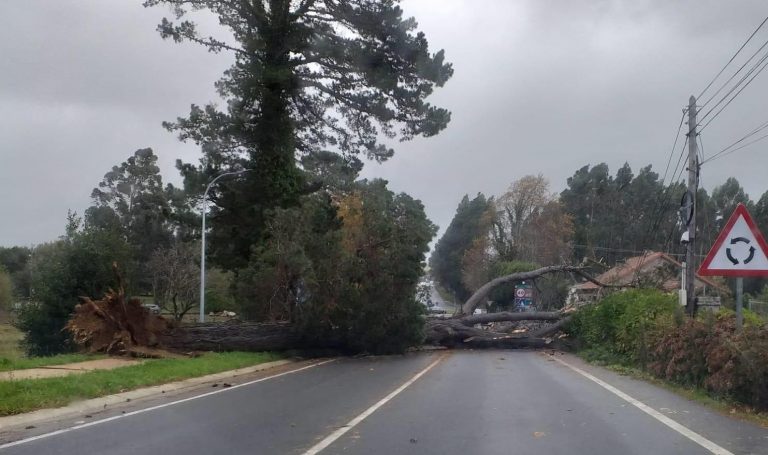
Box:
[236,180,436,355]
[0,268,12,315]
[566,289,677,364]
[649,315,768,409]
[15,214,130,356]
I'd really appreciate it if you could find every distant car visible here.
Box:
[141,303,161,314]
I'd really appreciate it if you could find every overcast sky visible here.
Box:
[1,0,767,247]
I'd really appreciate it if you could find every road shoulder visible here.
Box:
[547,351,768,454]
[0,358,302,439]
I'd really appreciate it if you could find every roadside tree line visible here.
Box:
[431,164,768,311]
[2,0,454,356]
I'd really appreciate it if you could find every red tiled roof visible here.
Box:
[574,252,725,292]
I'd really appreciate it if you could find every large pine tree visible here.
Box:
[144,0,453,268]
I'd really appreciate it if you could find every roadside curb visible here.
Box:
[0,358,295,431]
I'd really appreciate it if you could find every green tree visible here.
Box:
[330,180,436,353]
[560,163,682,265]
[89,148,174,291]
[753,190,768,232]
[711,177,752,223]
[234,177,435,354]
[144,0,453,270]
[15,212,131,356]
[431,193,493,300]
[0,246,32,299]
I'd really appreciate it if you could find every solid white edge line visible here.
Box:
[551,355,734,455]
[0,358,337,451]
[301,353,446,455]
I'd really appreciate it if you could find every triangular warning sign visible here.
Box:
[698,203,768,277]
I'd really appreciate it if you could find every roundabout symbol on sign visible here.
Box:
[726,237,756,265]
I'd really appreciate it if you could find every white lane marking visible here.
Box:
[551,355,734,455]
[0,359,337,451]
[301,354,447,455]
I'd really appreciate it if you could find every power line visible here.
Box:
[698,15,768,100]
[702,117,768,164]
[698,44,768,131]
[699,36,768,112]
[703,131,768,164]
[660,111,687,186]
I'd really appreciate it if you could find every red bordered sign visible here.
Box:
[698,203,768,277]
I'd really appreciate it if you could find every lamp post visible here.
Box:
[199,169,250,322]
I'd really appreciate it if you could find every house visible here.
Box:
[568,251,727,304]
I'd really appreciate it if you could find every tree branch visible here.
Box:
[461,265,621,315]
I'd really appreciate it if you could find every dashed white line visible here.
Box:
[301,353,447,455]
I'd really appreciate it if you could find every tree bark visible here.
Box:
[160,322,303,352]
[423,318,556,349]
[459,311,561,326]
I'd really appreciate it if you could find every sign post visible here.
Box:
[698,203,768,330]
[514,282,533,311]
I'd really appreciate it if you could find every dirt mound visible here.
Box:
[65,267,173,355]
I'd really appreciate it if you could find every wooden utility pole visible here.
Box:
[685,96,699,316]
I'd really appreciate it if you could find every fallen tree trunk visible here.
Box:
[423,317,560,349]
[160,322,302,352]
[459,311,561,326]
[65,264,580,354]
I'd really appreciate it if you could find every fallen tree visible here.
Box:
[422,265,620,349]
[65,264,614,354]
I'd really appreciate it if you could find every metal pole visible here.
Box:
[686,96,699,317]
[199,195,207,323]
[736,277,743,332]
[199,169,250,323]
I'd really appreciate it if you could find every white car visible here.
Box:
[141,303,161,315]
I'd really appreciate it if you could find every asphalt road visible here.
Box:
[1,350,767,454]
[430,285,457,313]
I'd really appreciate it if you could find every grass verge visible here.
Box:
[577,350,768,428]
[0,351,282,416]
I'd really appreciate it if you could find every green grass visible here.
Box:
[0,351,283,416]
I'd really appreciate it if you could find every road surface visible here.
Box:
[1,350,767,454]
[430,285,458,313]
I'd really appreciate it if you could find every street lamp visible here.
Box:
[199,169,251,322]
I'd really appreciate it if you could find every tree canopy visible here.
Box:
[144,0,453,269]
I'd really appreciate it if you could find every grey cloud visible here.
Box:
[1,0,767,247]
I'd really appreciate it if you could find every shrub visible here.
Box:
[0,268,12,315]
[15,214,130,356]
[649,315,768,409]
[566,289,677,364]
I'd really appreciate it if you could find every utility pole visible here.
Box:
[685,95,699,317]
